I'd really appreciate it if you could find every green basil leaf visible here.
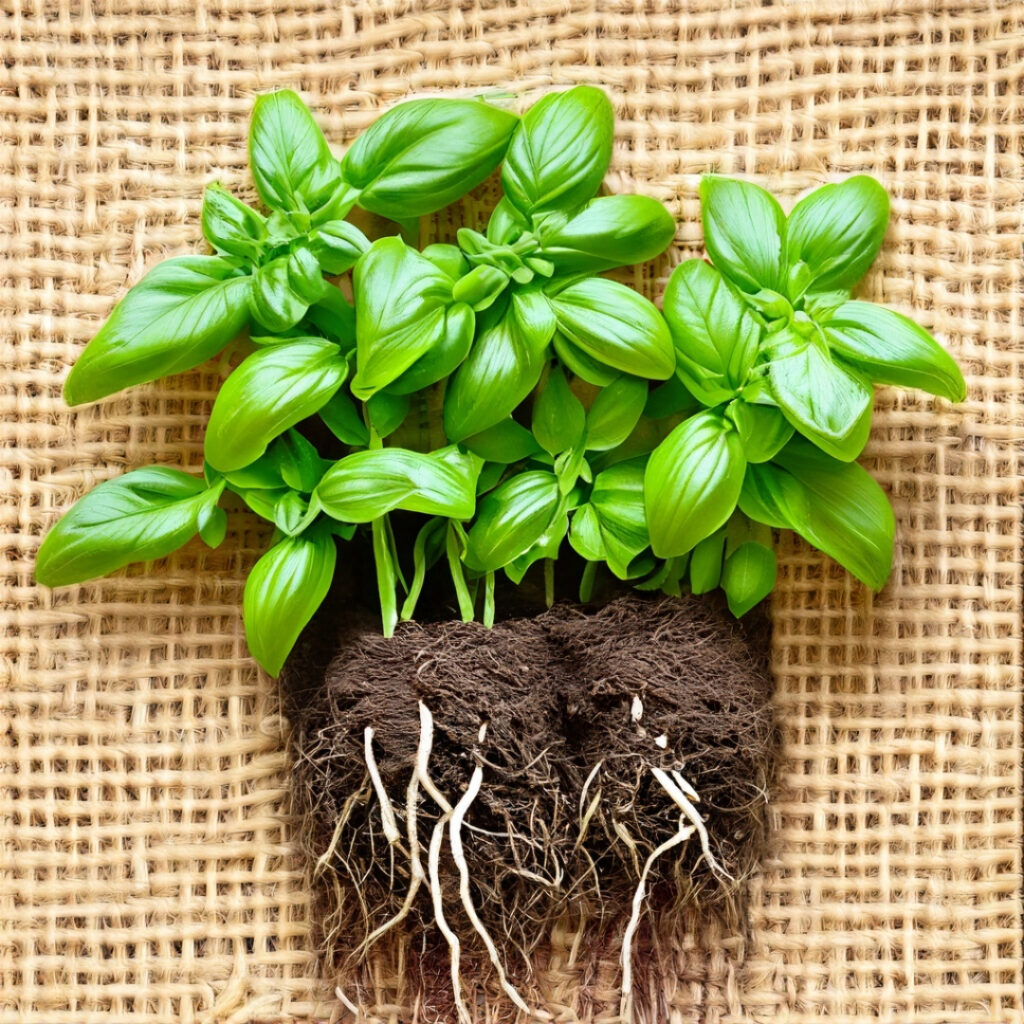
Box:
[243,525,337,676]
[204,340,348,472]
[304,286,356,350]
[645,408,746,557]
[784,176,889,295]
[64,256,252,405]
[501,86,613,220]
[249,90,341,213]
[700,175,786,293]
[462,418,541,464]
[342,98,518,219]
[584,376,648,451]
[721,540,777,616]
[538,194,676,272]
[486,196,531,245]
[366,391,410,438]
[768,329,873,461]
[725,398,794,463]
[273,430,328,493]
[250,247,328,332]
[201,183,266,263]
[551,331,618,387]
[451,264,510,311]
[35,467,222,587]
[503,511,568,585]
[822,301,966,402]
[351,237,465,399]
[386,304,474,395]
[319,389,370,447]
[271,490,318,537]
[583,460,649,578]
[444,289,554,440]
[532,366,586,455]
[688,529,726,594]
[738,461,806,530]
[315,447,479,522]
[197,503,228,548]
[644,375,702,420]
[549,277,675,380]
[421,243,470,281]
[308,220,371,275]
[662,259,762,405]
[464,470,561,572]
[772,438,894,589]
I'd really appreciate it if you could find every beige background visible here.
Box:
[1,1,1022,1021]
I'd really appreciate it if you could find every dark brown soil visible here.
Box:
[283,592,775,966]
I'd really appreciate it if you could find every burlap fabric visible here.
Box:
[2,2,1021,1022]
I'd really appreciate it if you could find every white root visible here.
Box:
[364,727,402,845]
[334,984,360,1018]
[428,803,468,1024]
[652,767,732,882]
[619,818,696,1009]
[449,724,531,1015]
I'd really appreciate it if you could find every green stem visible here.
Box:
[372,516,398,638]
[400,521,434,622]
[482,571,495,628]
[579,560,597,604]
[446,523,475,622]
[544,558,555,609]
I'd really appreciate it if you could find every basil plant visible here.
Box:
[35,87,965,675]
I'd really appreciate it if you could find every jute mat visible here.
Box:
[2,2,1021,1022]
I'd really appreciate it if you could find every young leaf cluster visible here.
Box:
[35,88,965,676]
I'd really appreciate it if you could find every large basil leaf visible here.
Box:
[549,277,675,381]
[205,339,348,472]
[64,256,252,405]
[249,90,341,213]
[444,288,555,440]
[315,447,479,522]
[721,540,777,617]
[784,176,889,295]
[700,175,786,294]
[569,461,649,578]
[341,98,518,219]
[464,470,561,572]
[823,301,966,402]
[645,409,746,557]
[662,259,762,406]
[766,439,894,589]
[35,467,224,587]
[532,367,586,455]
[501,86,613,220]
[538,195,676,272]
[585,376,647,451]
[243,525,336,676]
[768,328,873,461]
[387,304,475,395]
[351,237,468,399]
[249,246,328,332]
[201,183,266,263]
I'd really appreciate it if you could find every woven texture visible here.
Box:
[2,1,1021,1022]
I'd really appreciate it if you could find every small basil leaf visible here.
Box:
[823,301,966,402]
[272,490,317,537]
[784,176,889,296]
[464,470,562,572]
[304,287,356,350]
[243,526,337,676]
[501,86,614,220]
[688,529,726,594]
[462,418,541,464]
[421,243,470,281]
[700,175,786,294]
[443,289,554,441]
[64,256,252,405]
[583,461,649,578]
[249,247,327,333]
[532,367,586,455]
[35,467,222,587]
[319,389,370,447]
[342,98,518,219]
[645,408,746,557]
[549,277,675,380]
[201,183,266,263]
[366,391,410,438]
[197,504,228,549]
[551,331,618,387]
[725,399,794,463]
[308,220,371,275]
[768,328,874,461]
[738,461,809,530]
[662,259,761,405]
[249,90,341,213]
[204,340,348,472]
[351,237,463,399]
[772,438,895,589]
[315,447,479,522]
[584,376,648,451]
[486,196,531,245]
[273,430,327,493]
[721,541,777,616]
[538,194,676,272]
[451,264,510,311]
